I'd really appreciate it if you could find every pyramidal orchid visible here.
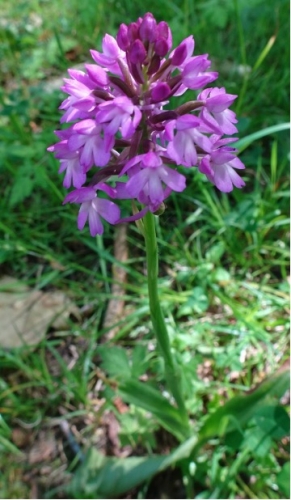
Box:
[48,14,246,424]
[48,12,245,237]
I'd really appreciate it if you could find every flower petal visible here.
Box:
[88,208,104,236]
[148,171,164,204]
[96,198,121,223]
[126,169,150,197]
[158,166,186,192]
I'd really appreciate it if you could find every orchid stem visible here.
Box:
[143,211,189,429]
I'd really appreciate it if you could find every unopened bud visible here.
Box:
[129,39,147,64]
[157,21,172,51]
[117,24,130,51]
[154,38,169,57]
[172,42,188,66]
[139,13,157,42]
[157,21,169,40]
[151,82,171,102]
[128,22,140,43]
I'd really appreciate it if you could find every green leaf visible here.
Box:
[69,435,198,498]
[177,287,209,317]
[9,159,47,207]
[212,267,231,283]
[239,404,290,458]
[224,428,244,450]
[243,426,273,457]
[119,379,189,441]
[197,369,290,444]
[118,409,158,448]
[277,462,290,498]
[131,345,148,378]
[205,242,225,263]
[97,346,131,380]
[234,123,290,152]
[252,405,290,440]
[9,175,35,206]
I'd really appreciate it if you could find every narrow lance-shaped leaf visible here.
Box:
[69,436,198,498]
[197,367,290,445]
[119,379,189,441]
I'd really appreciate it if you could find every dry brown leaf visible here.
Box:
[28,431,57,465]
[0,277,80,348]
[11,428,33,448]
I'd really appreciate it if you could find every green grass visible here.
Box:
[0,0,290,498]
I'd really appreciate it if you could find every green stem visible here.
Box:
[143,211,189,428]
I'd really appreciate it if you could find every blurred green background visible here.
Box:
[0,0,289,498]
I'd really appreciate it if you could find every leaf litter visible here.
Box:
[0,276,80,348]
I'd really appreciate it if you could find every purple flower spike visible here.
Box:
[48,13,245,236]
